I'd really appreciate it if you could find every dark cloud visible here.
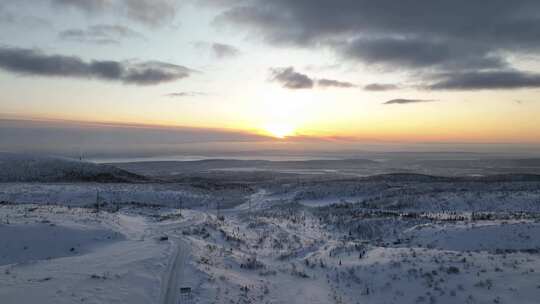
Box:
[59,24,143,44]
[269,67,358,90]
[0,3,51,28]
[428,71,540,90]
[269,67,314,89]
[383,99,437,105]
[51,0,178,27]
[340,38,506,70]
[165,92,207,98]
[124,0,177,27]
[0,46,193,86]
[317,78,356,88]
[211,43,240,59]
[210,0,540,83]
[193,42,240,59]
[364,83,399,91]
[213,0,540,51]
[121,61,193,85]
[51,0,111,13]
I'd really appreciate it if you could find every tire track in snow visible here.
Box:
[161,239,189,304]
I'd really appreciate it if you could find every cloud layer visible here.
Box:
[317,79,356,88]
[51,0,178,27]
[269,67,357,90]
[211,43,240,59]
[59,24,143,44]
[269,67,314,89]
[383,99,437,105]
[211,0,540,90]
[364,83,399,91]
[165,92,207,98]
[0,46,193,85]
[428,71,540,90]
[0,118,271,157]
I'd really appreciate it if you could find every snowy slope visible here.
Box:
[405,221,540,252]
[0,204,176,304]
[0,223,123,265]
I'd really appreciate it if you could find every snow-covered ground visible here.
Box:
[0,183,214,209]
[2,155,540,303]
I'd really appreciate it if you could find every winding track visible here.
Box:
[162,238,189,304]
[161,191,267,304]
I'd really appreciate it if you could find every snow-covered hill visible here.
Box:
[0,153,145,182]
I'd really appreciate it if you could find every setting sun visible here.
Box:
[264,123,296,139]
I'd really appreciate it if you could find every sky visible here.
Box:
[1,0,540,155]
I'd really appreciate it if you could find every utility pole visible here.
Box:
[248,198,252,221]
[95,189,100,214]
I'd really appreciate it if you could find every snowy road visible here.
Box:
[162,238,189,304]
